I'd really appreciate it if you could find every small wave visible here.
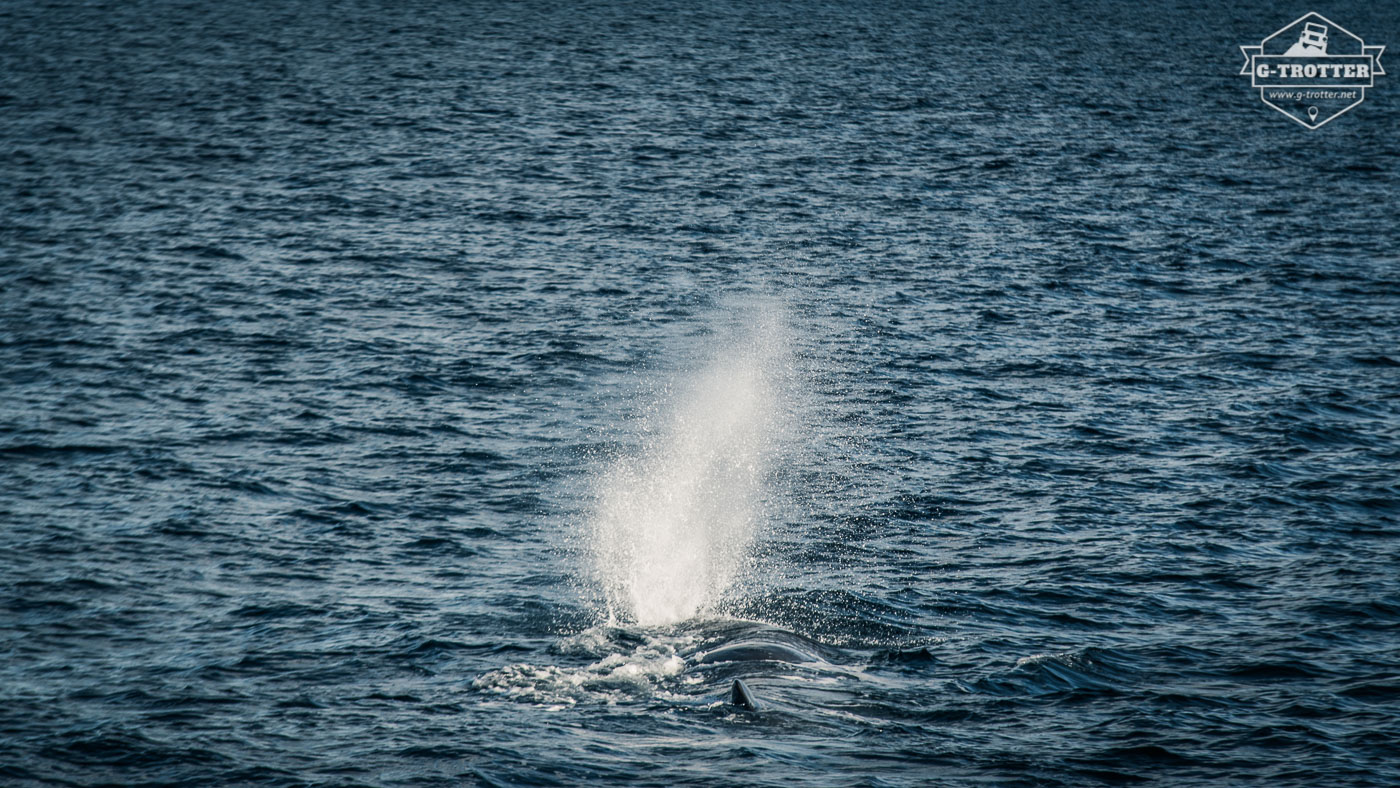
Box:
[962,647,1142,696]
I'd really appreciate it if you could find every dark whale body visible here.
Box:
[730,679,759,710]
[683,622,836,712]
[702,640,818,711]
[698,641,814,665]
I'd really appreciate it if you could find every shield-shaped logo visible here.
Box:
[1240,12,1386,129]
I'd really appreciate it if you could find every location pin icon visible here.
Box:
[1308,106,1319,123]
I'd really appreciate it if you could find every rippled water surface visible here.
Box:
[3,1,1399,786]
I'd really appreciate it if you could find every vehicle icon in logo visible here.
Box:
[1240,12,1386,129]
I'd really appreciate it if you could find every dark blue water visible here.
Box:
[3,1,1399,785]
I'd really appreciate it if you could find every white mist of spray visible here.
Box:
[587,306,789,627]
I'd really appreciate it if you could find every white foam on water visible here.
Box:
[471,629,696,707]
[584,303,791,626]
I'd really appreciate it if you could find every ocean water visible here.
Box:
[3,1,1399,786]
